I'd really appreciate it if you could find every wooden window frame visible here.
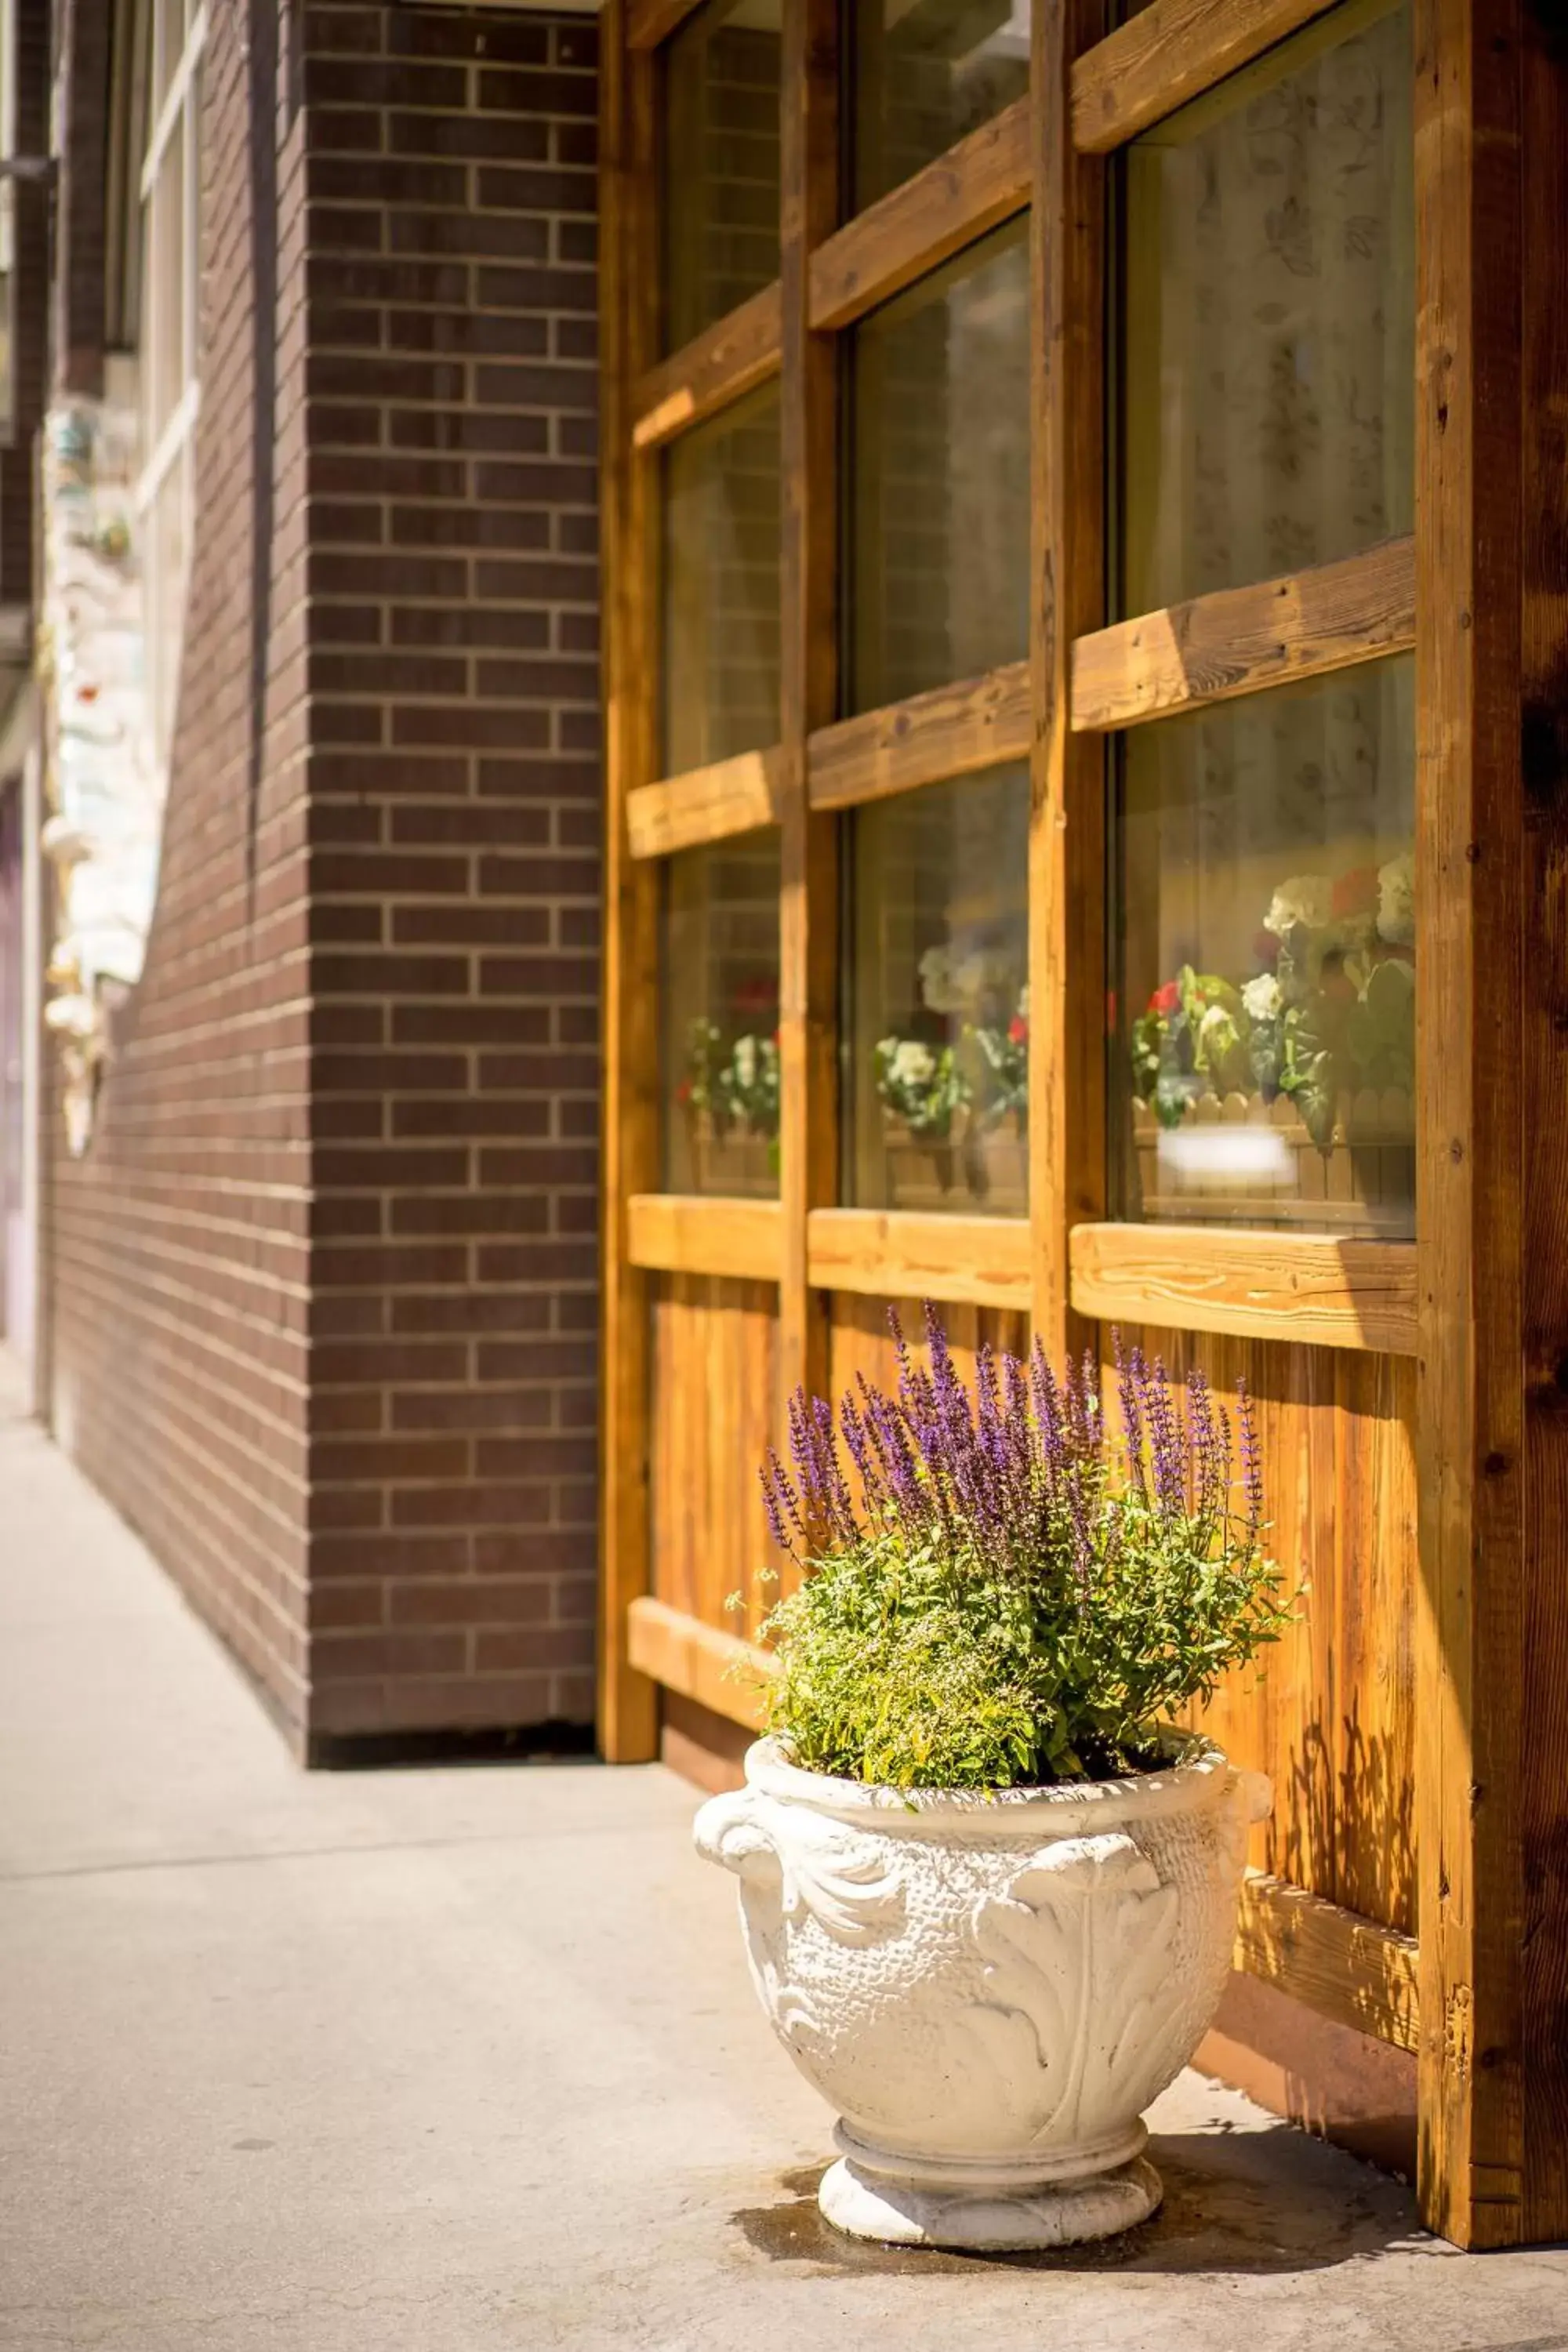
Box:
[601,0,1568,2246]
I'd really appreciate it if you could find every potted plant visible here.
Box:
[678,1015,780,1195]
[694,1308,1284,2251]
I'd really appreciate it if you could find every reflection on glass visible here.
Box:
[1121,0,1414,616]
[662,385,782,775]
[848,767,1028,1215]
[662,0,782,354]
[1116,660,1415,1235]
[851,0,1029,212]
[848,222,1029,713]
[662,833,782,1197]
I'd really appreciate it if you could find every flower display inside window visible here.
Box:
[848,766,1028,1214]
[1117,664,1415,1234]
[662,833,781,1198]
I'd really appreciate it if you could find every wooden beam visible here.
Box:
[626,1597,774,1732]
[626,1193,783,1282]
[1071,0,1341,153]
[1519,0,1568,2245]
[597,4,662,1764]
[1235,1872,1420,2056]
[808,662,1030,812]
[776,0,839,1422]
[1031,0,1107,1359]
[1070,537,1416,735]
[807,98,1030,333]
[631,283,783,452]
[808,1210,1030,1313]
[1069,1225,1419,1356]
[1414,0,1528,2251]
[626,0,703,51]
[626,746,786,859]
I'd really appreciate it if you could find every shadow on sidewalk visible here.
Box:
[731,2125,1428,2278]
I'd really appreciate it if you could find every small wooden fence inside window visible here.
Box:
[599,0,1568,2250]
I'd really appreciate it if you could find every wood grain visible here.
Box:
[1071,0,1341,153]
[1070,537,1416,733]
[807,98,1029,332]
[648,1276,782,1642]
[632,283,783,452]
[1032,0,1107,1357]
[626,1192,782,1282]
[597,7,661,1763]
[775,0,839,1435]
[1519,0,1568,2245]
[626,1596,775,1731]
[1236,1872,1420,2055]
[1069,1224,1418,1356]
[808,662,1029,812]
[625,746,786,858]
[1413,0,1529,2252]
[626,0,703,50]
[808,1210,1030,1313]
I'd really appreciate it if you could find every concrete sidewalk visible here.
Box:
[2,1366,1566,2352]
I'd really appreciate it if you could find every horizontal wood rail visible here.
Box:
[626,746,786,858]
[632,283,783,452]
[1236,1871,1419,2055]
[630,1599,1421,2056]
[626,0,702,50]
[1071,0,1342,153]
[626,1596,773,1730]
[808,100,1030,332]
[808,662,1030,812]
[1070,538,1416,734]
[1069,1224,1419,1355]
[626,1192,782,1281]
[808,1209,1030,1312]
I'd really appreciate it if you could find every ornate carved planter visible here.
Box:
[694,1737,1269,2250]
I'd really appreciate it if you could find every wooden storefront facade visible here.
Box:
[597,0,1568,2248]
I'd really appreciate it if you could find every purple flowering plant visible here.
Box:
[751,1304,1287,1791]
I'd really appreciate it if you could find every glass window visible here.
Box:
[848,221,1029,713]
[851,0,1029,213]
[1115,659,1415,1236]
[662,385,782,775]
[1120,0,1414,617]
[662,0,782,355]
[846,766,1029,1216]
[662,834,782,1197]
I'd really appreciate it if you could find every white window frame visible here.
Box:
[136,0,206,777]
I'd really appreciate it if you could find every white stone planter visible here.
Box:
[695,1736,1270,2250]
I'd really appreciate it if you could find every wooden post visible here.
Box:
[1412,0,1542,2249]
[597,0,661,1762]
[1030,0,1107,1359]
[777,0,838,1416]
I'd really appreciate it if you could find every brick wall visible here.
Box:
[45,2,603,1759]
[300,4,601,1748]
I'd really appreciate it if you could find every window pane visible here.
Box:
[848,221,1029,713]
[1115,659,1415,1236]
[846,767,1029,1216]
[662,384,782,774]
[662,833,782,1197]
[1120,0,1414,616]
[851,0,1029,212]
[662,0,782,354]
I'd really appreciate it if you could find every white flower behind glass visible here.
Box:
[1241,973,1283,1022]
[1263,873,1334,936]
[888,1040,936,1088]
[1377,851,1415,948]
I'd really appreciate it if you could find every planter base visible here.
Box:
[818,2124,1163,2251]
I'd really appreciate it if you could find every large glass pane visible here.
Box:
[848,221,1029,713]
[1120,0,1414,617]
[1116,660,1415,1236]
[847,767,1029,1215]
[662,833,782,1197]
[662,384,782,775]
[662,0,782,354]
[851,0,1029,213]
